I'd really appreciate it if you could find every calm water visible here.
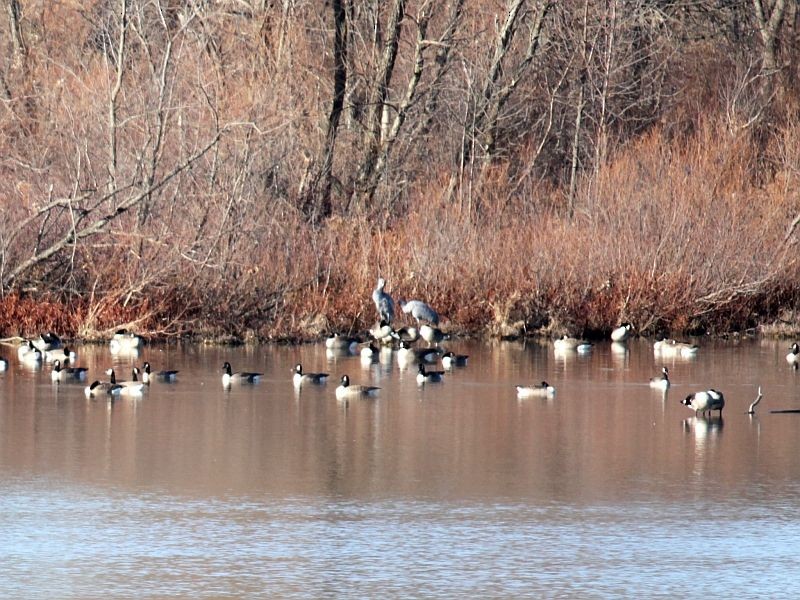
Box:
[2,337,800,598]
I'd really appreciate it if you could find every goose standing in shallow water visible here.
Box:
[649,367,670,390]
[335,375,380,400]
[293,363,329,386]
[682,389,724,416]
[516,382,556,398]
[369,320,396,346]
[611,323,633,342]
[420,324,448,347]
[372,277,396,324]
[400,299,439,326]
[222,362,262,387]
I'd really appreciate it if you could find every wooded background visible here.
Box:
[1,1,799,340]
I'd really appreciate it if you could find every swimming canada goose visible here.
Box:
[335,374,380,400]
[325,333,361,353]
[222,361,262,386]
[84,380,123,398]
[682,389,724,416]
[45,346,77,364]
[654,339,698,357]
[17,340,39,361]
[442,351,469,369]
[19,342,43,364]
[417,362,445,384]
[748,387,763,415]
[610,323,633,342]
[372,277,396,324]
[649,367,670,390]
[786,343,800,366]
[397,341,442,366]
[516,382,556,398]
[32,332,62,352]
[369,320,396,346]
[106,368,145,395]
[399,299,440,326]
[0,356,7,372]
[293,363,329,386]
[553,335,592,353]
[17,341,31,360]
[420,324,448,346]
[51,359,88,382]
[109,330,143,354]
[141,362,179,384]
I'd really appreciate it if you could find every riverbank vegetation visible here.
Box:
[1,1,800,342]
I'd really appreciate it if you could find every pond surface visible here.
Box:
[2,337,800,598]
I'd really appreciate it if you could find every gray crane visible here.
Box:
[372,277,395,324]
[399,299,439,326]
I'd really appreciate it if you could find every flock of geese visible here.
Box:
[1,330,176,398]
[0,280,786,416]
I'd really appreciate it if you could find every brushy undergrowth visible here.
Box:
[3,118,800,343]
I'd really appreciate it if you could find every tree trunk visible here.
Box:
[301,0,348,222]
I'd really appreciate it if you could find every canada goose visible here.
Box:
[554,335,592,353]
[654,339,698,357]
[372,277,396,324]
[325,333,361,353]
[17,340,38,360]
[106,368,145,395]
[397,341,441,366]
[20,342,42,364]
[682,389,724,416]
[649,367,670,390]
[109,330,143,354]
[748,386,763,415]
[516,382,556,398]
[399,299,440,326]
[395,326,420,343]
[0,356,7,372]
[84,380,123,398]
[336,374,380,400]
[141,362,178,384]
[45,346,77,364]
[786,343,800,366]
[420,324,448,346]
[611,323,633,342]
[442,351,468,369]
[360,343,379,361]
[293,363,329,386]
[417,362,445,384]
[32,332,62,352]
[369,320,396,346]
[222,361,262,386]
[51,359,88,382]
